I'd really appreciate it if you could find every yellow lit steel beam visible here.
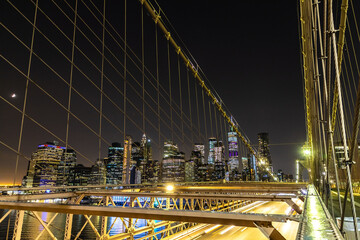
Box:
[330,0,349,132]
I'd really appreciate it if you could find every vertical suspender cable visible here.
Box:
[98,0,106,163]
[208,102,213,138]
[194,80,201,143]
[315,0,343,213]
[330,2,359,236]
[312,0,327,196]
[14,0,39,186]
[201,86,208,158]
[187,68,194,144]
[123,0,127,181]
[177,54,184,144]
[141,3,145,134]
[155,19,161,153]
[214,105,218,139]
[64,0,78,185]
[167,40,174,142]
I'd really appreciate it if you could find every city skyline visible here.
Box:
[19,129,293,188]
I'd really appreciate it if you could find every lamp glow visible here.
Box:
[166,185,174,192]
[303,149,311,156]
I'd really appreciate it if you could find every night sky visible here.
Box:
[157,1,306,174]
[0,0,305,184]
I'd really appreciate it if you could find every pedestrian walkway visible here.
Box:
[298,185,343,239]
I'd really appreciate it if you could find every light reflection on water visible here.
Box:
[0,209,163,240]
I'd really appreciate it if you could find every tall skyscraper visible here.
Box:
[123,135,133,184]
[194,143,205,164]
[162,141,185,182]
[106,142,123,185]
[141,134,157,183]
[190,148,208,182]
[228,128,239,173]
[131,141,142,184]
[57,148,76,186]
[258,132,273,177]
[213,141,226,180]
[208,137,217,165]
[185,158,195,182]
[26,141,65,187]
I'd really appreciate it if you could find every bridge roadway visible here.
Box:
[166,200,302,240]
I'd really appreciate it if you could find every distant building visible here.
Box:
[228,128,239,178]
[26,141,65,187]
[258,133,272,170]
[194,143,205,164]
[69,164,91,186]
[185,158,195,182]
[141,135,158,183]
[162,141,185,182]
[131,141,142,184]
[106,142,123,185]
[208,138,217,165]
[89,159,106,185]
[277,169,284,182]
[123,135,134,184]
[213,141,226,180]
[57,148,76,186]
[242,154,258,181]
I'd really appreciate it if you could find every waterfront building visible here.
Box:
[26,141,65,187]
[208,137,217,165]
[89,159,106,185]
[213,141,226,180]
[106,142,123,185]
[141,135,158,183]
[228,128,239,179]
[57,149,76,186]
[162,141,185,182]
[123,135,134,184]
[69,164,91,186]
[258,132,273,174]
[194,143,205,164]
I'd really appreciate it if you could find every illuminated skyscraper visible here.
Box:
[194,143,205,164]
[162,141,185,182]
[123,135,133,184]
[208,137,217,165]
[57,149,76,186]
[141,134,157,183]
[213,141,226,180]
[228,128,239,173]
[258,132,273,177]
[26,141,65,187]
[131,141,142,184]
[190,148,209,182]
[185,158,195,182]
[106,142,123,185]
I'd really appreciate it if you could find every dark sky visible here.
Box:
[156,1,306,174]
[0,0,305,184]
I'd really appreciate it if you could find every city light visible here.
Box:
[11,93,16,98]
[166,184,174,192]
